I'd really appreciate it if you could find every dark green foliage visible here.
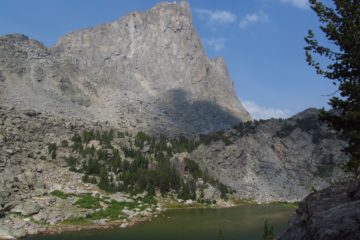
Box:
[305,0,360,175]
[233,121,259,136]
[82,174,97,184]
[178,180,191,200]
[275,121,296,138]
[134,131,152,149]
[98,167,109,190]
[262,220,275,240]
[75,194,101,209]
[98,167,115,192]
[199,133,220,145]
[99,129,115,148]
[68,129,229,199]
[117,131,125,138]
[48,143,57,160]
[121,146,137,158]
[170,135,198,153]
[85,158,101,175]
[177,179,196,200]
[82,174,90,183]
[61,139,69,148]
[51,190,72,199]
[275,117,333,143]
[185,158,202,179]
[158,163,181,195]
[81,146,96,158]
[65,156,78,171]
[218,182,229,200]
[71,133,83,152]
[82,130,95,144]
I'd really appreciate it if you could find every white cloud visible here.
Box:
[239,10,269,29]
[279,0,309,9]
[203,38,226,51]
[243,100,290,119]
[195,9,237,25]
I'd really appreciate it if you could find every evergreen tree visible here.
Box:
[262,220,274,240]
[48,143,57,160]
[98,167,110,191]
[305,0,360,175]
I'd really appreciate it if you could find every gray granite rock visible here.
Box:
[0,2,251,136]
[191,109,349,202]
[0,225,15,240]
[11,201,41,216]
[278,180,360,240]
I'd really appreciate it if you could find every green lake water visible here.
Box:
[26,205,294,240]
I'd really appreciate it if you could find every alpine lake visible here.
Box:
[25,204,294,240]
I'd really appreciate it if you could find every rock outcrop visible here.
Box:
[0,2,251,136]
[191,109,350,202]
[278,179,360,240]
[0,106,161,239]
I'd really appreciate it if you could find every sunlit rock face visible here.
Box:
[0,2,251,135]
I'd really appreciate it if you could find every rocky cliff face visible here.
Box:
[191,109,350,202]
[278,179,360,240]
[0,2,250,135]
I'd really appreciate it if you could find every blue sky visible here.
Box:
[0,0,334,119]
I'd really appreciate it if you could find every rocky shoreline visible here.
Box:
[0,207,161,240]
[0,197,239,240]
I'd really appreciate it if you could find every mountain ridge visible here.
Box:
[0,1,251,136]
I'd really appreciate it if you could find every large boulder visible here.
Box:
[0,225,15,240]
[11,202,41,216]
[278,179,360,240]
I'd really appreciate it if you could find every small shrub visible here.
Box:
[48,143,57,160]
[75,194,101,209]
[51,190,71,199]
[61,139,69,148]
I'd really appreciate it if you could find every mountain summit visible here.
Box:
[0,2,251,135]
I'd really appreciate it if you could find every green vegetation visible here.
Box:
[61,139,69,148]
[65,156,78,172]
[305,0,360,176]
[89,200,138,220]
[75,194,101,209]
[61,218,92,226]
[262,220,275,240]
[48,143,57,160]
[82,174,97,184]
[52,191,157,223]
[60,129,230,202]
[199,131,233,146]
[271,201,298,209]
[51,190,72,199]
[275,117,333,143]
[232,121,259,136]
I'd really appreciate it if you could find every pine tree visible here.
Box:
[262,220,275,240]
[305,0,360,175]
[98,167,110,191]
